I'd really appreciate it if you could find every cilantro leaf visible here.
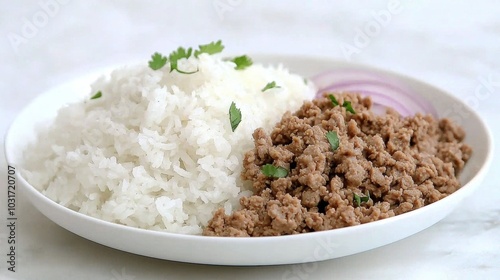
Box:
[342,100,356,114]
[261,164,288,178]
[229,102,242,132]
[90,91,102,100]
[169,47,197,74]
[326,131,339,151]
[328,94,339,107]
[230,55,253,70]
[194,40,224,57]
[261,81,280,92]
[148,52,168,70]
[353,192,370,207]
[353,194,361,207]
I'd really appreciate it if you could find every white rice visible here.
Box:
[22,53,315,234]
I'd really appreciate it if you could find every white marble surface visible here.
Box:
[1,1,499,279]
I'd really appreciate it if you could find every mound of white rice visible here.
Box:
[22,53,315,234]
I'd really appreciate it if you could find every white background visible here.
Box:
[1,1,499,279]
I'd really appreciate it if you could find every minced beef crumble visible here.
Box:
[203,93,472,237]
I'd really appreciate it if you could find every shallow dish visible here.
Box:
[4,55,493,266]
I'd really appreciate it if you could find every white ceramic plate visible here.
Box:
[4,55,493,266]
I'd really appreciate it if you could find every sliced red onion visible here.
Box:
[311,69,437,117]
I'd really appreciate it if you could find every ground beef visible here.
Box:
[203,93,472,237]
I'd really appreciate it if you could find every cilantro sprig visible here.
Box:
[230,55,253,70]
[229,102,242,132]
[261,164,288,178]
[353,191,370,207]
[342,101,356,114]
[261,81,280,92]
[148,41,255,73]
[328,94,339,106]
[148,40,226,73]
[327,94,356,114]
[90,91,102,100]
[148,53,168,70]
[169,47,197,74]
[326,131,339,151]
[194,40,224,57]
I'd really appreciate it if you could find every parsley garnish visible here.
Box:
[353,191,370,207]
[326,131,339,151]
[261,164,288,178]
[90,91,102,100]
[229,102,242,132]
[342,101,356,114]
[230,55,253,70]
[328,94,339,106]
[261,81,280,92]
[194,40,224,57]
[148,52,168,70]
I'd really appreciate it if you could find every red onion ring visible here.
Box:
[311,69,437,117]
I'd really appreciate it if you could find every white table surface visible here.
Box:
[1,1,499,279]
